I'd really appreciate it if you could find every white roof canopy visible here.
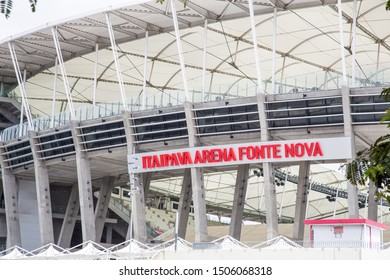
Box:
[0,0,388,116]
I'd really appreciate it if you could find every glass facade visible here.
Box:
[3,140,33,169]
[266,97,344,129]
[195,104,260,136]
[80,121,126,151]
[132,112,188,143]
[38,130,75,159]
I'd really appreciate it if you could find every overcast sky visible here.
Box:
[0,0,147,41]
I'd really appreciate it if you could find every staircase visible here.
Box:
[107,196,161,238]
[0,97,24,129]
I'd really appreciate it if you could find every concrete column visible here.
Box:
[346,181,359,218]
[263,163,278,239]
[130,173,147,243]
[142,172,152,202]
[95,176,115,242]
[292,161,310,240]
[190,167,208,242]
[0,144,21,248]
[58,183,80,248]
[341,85,359,218]
[177,169,192,239]
[29,131,54,246]
[70,121,96,243]
[184,102,208,242]
[257,93,279,239]
[105,224,113,244]
[122,110,147,243]
[229,164,250,240]
[0,182,3,201]
[367,180,378,221]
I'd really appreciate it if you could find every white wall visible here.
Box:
[311,224,384,248]
[371,227,382,243]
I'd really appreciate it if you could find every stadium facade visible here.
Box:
[0,0,390,257]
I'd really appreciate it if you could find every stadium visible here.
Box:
[0,0,390,260]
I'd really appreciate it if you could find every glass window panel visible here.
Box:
[231,106,246,114]
[216,125,231,132]
[232,123,248,131]
[213,108,229,116]
[246,104,258,112]
[232,115,246,122]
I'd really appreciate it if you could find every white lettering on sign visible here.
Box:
[128,137,351,173]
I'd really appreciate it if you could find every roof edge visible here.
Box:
[304,218,389,230]
[0,0,149,45]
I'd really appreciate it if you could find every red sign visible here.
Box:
[128,137,351,173]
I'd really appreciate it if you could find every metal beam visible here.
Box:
[329,5,390,53]
[51,27,76,120]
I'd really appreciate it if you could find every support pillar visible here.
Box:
[29,131,54,246]
[341,85,359,218]
[250,0,279,239]
[177,169,192,239]
[0,171,21,248]
[229,164,250,240]
[0,144,21,248]
[70,121,96,243]
[129,173,147,242]
[367,180,378,221]
[58,183,80,248]
[293,162,310,240]
[105,224,113,244]
[0,181,3,201]
[122,110,147,243]
[256,94,279,239]
[263,163,278,239]
[142,172,152,202]
[95,176,115,242]
[184,102,208,242]
[190,167,208,242]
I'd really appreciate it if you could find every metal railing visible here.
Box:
[0,86,388,143]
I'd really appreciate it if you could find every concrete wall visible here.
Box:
[18,179,40,250]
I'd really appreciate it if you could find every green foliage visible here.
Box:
[387,0,390,11]
[155,0,188,7]
[29,0,37,12]
[0,0,13,18]
[0,0,37,18]
[345,88,390,202]
[381,87,390,101]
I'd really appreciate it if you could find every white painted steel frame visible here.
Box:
[142,30,149,110]
[170,0,190,101]
[106,13,128,110]
[8,43,33,130]
[51,27,77,121]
